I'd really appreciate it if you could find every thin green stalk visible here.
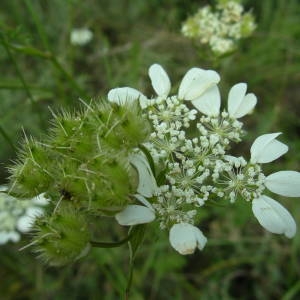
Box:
[90,234,132,248]
[282,280,300,300]
[0,81,49,91]
[23,0,50,50]
[197,256,259,282]
[125,260,134,300]
[50,56,88,99]
[0,33,38,111]
[9,43,51,59]
[0,125,16,151]
[0,33,46,129]
[23,0,88,99]
[7,42,88,99]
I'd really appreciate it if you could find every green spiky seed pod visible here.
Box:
[8,99,150,216]
[49,111,97,160]
[32,203,91,266]
[84,156,133,214]
[90,101,151,153]
[8,139,54,198]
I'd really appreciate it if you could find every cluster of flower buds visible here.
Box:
[181,0,256,55]
[108,64,300,255]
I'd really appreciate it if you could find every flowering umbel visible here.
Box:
[109,63,300,255]
[181,0,256,56]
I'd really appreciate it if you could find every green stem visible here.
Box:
[17,1,88,99]
[282,280,300,300]
[0,125,16,151]
[23,0,50,50]
[50,55,88,99]
[90,234,132,248]
[0,33,40,112]
[125,259,134,300]
[7,42,88,99]
[9,44,52,59]
[0,82,49,91]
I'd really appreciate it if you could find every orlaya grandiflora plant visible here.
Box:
[3,63,299,268]
[109,63,300,255]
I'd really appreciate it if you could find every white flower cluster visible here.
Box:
[0,186,48,245]
[108,64,300,255]
[181,0,256,55]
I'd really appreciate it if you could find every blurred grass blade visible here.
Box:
[0,125,16,151]
[282,280,300,300]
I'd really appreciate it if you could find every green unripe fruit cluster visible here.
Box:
[33,203,91,266]
[9,100,150,214]
[8,99,151,265]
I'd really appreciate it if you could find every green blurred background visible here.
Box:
[0,0,300,299]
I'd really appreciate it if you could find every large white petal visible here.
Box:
[265,171,300,197]
[228,83,247,114]
[148,64,171,97]
[169,223,207,255]
[250,133,288,163]
[107,87,147,108]
[178,68,220,101]
[191,85,220,116]
[115,205,155,225]
[134,194,154,211]
[193,226,208,251]
[228,83,257,118]
[129,153,158,198]
[252,195,296,238]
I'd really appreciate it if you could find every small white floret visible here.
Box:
[169,223,207,255]
[252,195,296,238]
[148,64,171,97]
[265,171,300,197]
[250,133,288,163]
